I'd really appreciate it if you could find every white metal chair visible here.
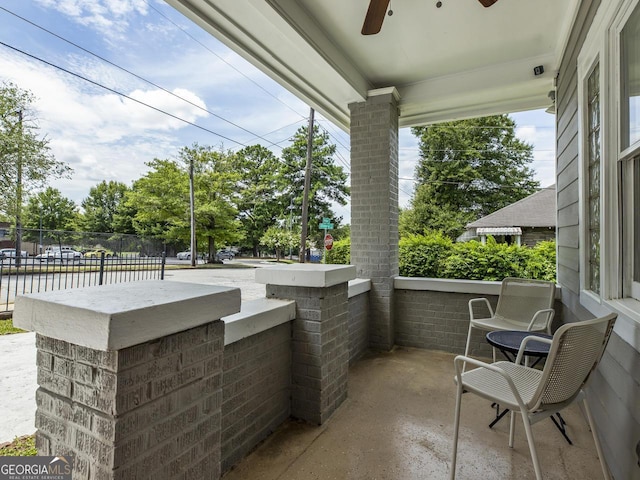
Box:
[465,277,556,362]
[451,313,617,480]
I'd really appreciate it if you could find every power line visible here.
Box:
[398,177,554,191]
[410,124,556,129]
[400,147,555,153]
[0,40,250,147]
[143,0,308,121]
[0,5,291,150]
[315,123,351,173]
[316,119,351,152]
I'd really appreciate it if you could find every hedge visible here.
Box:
[326,232,556,282]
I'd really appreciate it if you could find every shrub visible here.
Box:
[325,238,350,265]
[399,231,453,277]
[441,238,531,281]
[320,231,556,282]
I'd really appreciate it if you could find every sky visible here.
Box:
[0,0,556,225]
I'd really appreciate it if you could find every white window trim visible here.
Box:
[613,0,640,305]
[576,0,640,332]
[577,25,607,305]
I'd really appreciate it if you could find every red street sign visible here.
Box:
[324,234,334,250]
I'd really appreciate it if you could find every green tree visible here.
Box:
[126,158,187,242]
[406,115,538,239]
[127,145,243,260]
[80,181,130,233]
[0,82,71,220]
[183,145,243,261]
[260,225,298,262]
[22,188,79,243]
[280,125,349,246]
[235,145,287,256]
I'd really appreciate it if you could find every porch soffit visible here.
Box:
[165,0,581,131]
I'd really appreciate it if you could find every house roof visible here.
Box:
[165,0,580,130]
[467,186,556,229]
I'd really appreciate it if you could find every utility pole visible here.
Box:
[189,156,196,267]
[15,110,23,269]
[299,107,314,263]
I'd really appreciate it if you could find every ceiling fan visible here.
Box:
[361,0,500,35]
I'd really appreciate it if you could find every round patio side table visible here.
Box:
[484,330,572,445]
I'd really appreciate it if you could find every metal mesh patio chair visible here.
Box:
[450,312,617,480]
[465,277,556,361]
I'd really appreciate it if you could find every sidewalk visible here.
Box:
[0,331,37,443]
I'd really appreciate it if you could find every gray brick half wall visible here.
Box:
[267,283,349,425]
[34,322,224,480]
[348,291,369,365]
[394,288,564,358]
[221,322,291,473]
[395,289,496,357]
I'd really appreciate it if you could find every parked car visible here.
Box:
[84,248,116,258]
[216,249,235,261]
[0,248,27,260]
[177,251,192,260]
[37,247,82,262]
[54,249,83,261]
[0,248,24,259]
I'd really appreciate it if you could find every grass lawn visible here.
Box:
[0,318,25,335]
[0,435,36,456]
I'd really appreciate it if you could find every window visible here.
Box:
[587,63,601,295]
[620,1,640,301]
[621,2,640,150]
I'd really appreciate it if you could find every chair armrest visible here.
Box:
[515,336,553,365]
[453,355,528,410]
[468,298,494,321]
[527,308,555,333]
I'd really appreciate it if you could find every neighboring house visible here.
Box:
[464,186,556,246]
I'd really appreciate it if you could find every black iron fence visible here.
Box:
[0,251,166,314]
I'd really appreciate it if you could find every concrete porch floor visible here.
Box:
[222,347,606,480]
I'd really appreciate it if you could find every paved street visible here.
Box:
[0,265,266,443]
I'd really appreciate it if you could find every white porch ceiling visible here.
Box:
[165,0,580,130]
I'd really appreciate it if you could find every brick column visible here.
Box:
[256,264,355,425]
[14,281,240,480]
[349,87,400,350]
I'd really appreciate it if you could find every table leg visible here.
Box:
[489,403,510,429]
[550,413,573,445]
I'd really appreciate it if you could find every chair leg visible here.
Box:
[464,323,474,357]
[463,324,474,372]
[509,410,516,448]
[450,383,464,480]
[521,414,543,480]
[582,398,611,480]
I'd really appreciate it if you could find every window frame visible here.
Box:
[574,0,640,351]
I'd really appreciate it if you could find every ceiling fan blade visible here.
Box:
[478,0,499,6]
[361,0,390,35]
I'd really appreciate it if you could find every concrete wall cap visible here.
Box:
[13,281,240,351]
[255,264,356,287]
[222,298,295,345]
[394,277,561,298]
[348,278,371,298]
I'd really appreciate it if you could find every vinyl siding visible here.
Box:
[557,1,640,478]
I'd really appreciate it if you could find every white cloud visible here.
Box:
[35,0,148,40]
[0,49,208,204]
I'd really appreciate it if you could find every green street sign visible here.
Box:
[319,222,334,230]
[322,217,331,223]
